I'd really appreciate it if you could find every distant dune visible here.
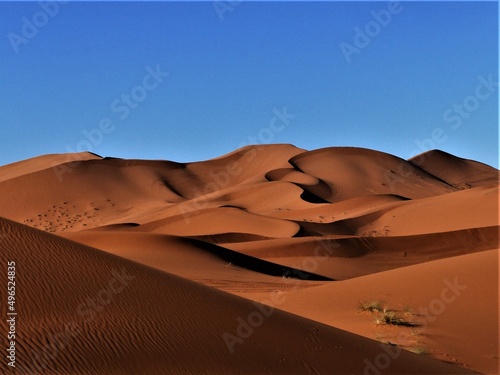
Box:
[0,145,497,374]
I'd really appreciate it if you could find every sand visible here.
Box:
[0,144,497,374]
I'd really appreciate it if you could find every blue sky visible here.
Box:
[0,1,498,167]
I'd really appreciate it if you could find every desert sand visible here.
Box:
[0,144,497,374]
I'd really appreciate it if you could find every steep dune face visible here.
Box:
[0,144,497,374]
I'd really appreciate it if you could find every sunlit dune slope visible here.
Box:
[0,217,476,374]
[409,149,499,188]
[236,248,498,374]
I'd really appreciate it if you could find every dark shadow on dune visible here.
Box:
[102,156,120,160]
[295,221,355,237]
[185,237,334,281]
[158,177,185,198]
[189,232,269,243]
[219,204,247,210]
[87,223,141,231]
[87,151,103,158]
[299,190,331,204]
[297,180,333,202]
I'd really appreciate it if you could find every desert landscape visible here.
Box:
[0,144,498,374]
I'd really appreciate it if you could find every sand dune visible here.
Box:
[225,225,498,280]
[0,152,101,183]
[131,206,301,238]
[0,144,497,374]
[59,230,332,283]
[235,249,499,374]
[346,185,499,236]
[288,147,458,201]
[1,217,476,374]
[409,149,499,188]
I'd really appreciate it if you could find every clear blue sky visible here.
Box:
[0,1,498,167]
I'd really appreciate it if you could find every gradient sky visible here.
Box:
[0,1,498,167]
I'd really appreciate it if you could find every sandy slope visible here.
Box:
[59,231,333,287]
[225,226,498,280]
[409,149,499,188]
[288,147,458,201]
[345,185,499,236]
[0,152,101,183]
[234,249,499,374]
[0,217,475,374]
[0,144,497,374]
